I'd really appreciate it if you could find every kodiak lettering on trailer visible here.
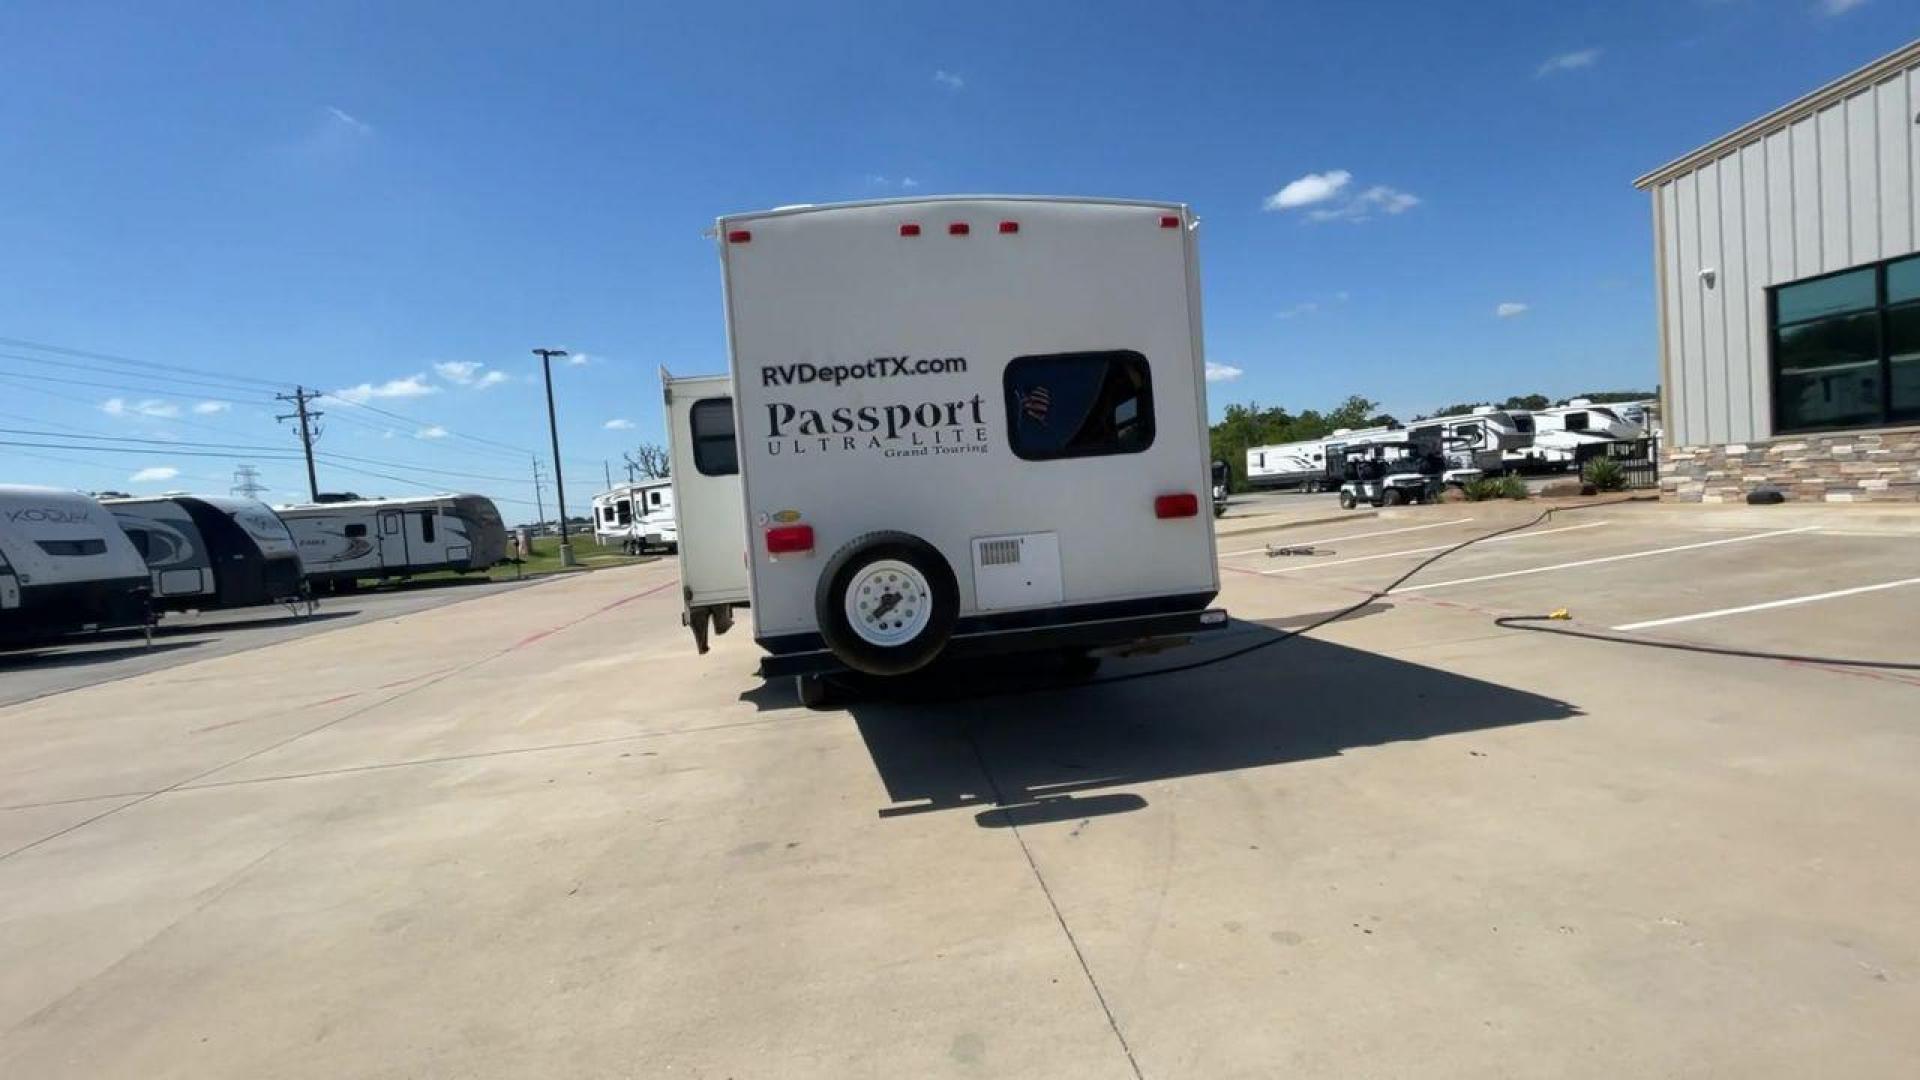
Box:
[760,356,967,387]
[763,395,991,458]
[5,507,91,524]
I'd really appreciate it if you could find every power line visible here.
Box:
[0,350,285,397]
[0,334,290,390]
[0,366,266,406]
[0,439,304,460]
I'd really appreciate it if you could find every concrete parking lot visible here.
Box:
[2,502,1917,1078]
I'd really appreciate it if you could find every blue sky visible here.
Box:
[0,1,1911,517]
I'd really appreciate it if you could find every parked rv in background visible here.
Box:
[104,496,306,611]
[663,370,748,652]
[591,479,678,554]
[1504,400,1649,471]
[275,494,508,590]
[0,485,150,642]
[1247,409,1533,492]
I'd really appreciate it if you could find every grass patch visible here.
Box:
[398,535,659,585]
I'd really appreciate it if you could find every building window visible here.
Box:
[690,398,738,477]
[1004,350,1155,461]
[1771,253,1920,433]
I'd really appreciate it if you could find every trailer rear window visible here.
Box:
[1004,350,1155,461]
[691,398,739,476]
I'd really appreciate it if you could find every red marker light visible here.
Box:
[900,223,922,237]
[948,222,970,236]
[727,229,752,243]
[998,221,1019,234]
[1154,493,1199,519]
[1159,215,1180,229]
[765,524,815,554]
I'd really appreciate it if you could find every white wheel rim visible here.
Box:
[843,559,933,648]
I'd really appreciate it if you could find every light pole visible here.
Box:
[533,347,577,568]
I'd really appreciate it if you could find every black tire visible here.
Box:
[1339,491,1357,510]
[1384,488,1405,506]
[814,531,959,677]
[1059,649,1103,681]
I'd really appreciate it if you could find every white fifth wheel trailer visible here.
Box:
[274,494,508,589]
[591,480,678,553]
[1503,400,1649,471]
[713,196,1227,700]
[663,369,749,652]
[0,485,151,642]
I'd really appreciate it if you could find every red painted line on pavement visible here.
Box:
[511,578,678,651]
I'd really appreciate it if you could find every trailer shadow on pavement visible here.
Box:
[831,612,1581,828]
[0,638,202,671]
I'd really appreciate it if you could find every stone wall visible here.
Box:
[1662,427,1920,503]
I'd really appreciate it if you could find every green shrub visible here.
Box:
[1582,456,1628,492]
[1461,477,1503,502]
[1496,475,1529,499]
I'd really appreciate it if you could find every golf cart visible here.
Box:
[1336,441,1443,509]
[1211,459,1230,518]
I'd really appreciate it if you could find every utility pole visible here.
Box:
[530,455,547,528]
[275,386,324,502]
[230,464,267,499]
[532,348,576,567]
[603,459,613,490]
[625,459,638,483]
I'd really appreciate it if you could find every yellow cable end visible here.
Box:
[1548,608,1571,621]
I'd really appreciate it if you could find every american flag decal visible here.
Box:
[1020,385,1051,422]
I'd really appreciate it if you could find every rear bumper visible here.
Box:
[758,603,1229,679]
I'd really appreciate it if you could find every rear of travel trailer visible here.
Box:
[715,196,1225,691]
[0,485,150,642]
[275,494,507,588]
[592,481,677,553]
[105,495,306,611]
[1245,438,1334,492]
[1396,408,1534,476]
[663,370,749,652]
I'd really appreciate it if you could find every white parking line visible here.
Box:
[1613,576,1920,631]
[1395,526,1821,593]
[1261,521,1611,575]
[1218,518,1474,558]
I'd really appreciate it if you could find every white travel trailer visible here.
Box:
[662,369,749,652]
[1245,438,1333,492]
[1503,400,1649,470]
[713,196,1227,699]
[0,485,151,642]
[274,494,508,589]
[591,480,677,554]
[105,495,307,611]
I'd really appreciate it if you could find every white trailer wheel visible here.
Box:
[843,559,934,648]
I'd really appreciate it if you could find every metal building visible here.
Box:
[1635,39,1920,502]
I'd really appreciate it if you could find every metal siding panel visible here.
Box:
[1742,142,1773,439]
[1676,172,1708,446]
[1790,118,1822,279]
[1846,90,1879,263]
[1660,182,1692,446]
[1697,160,1725,444]
[1765,129,1795,284]
[1877,75,1912,254]
[1912,70,1920,252]
[1817,104,1849,271]
[1722,149,1753,443]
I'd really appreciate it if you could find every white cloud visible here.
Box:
[1204,362,1244,383]
[130,466,179,483]
[475,370,510,389]
[415,425,449,440]
[901,177,920,188]
[1276,301,1321,320]
[1264,170,1351,211]
[434,360,481,384]
[603,418,635,430]
[933,69,964,91]
[1820,0,1867,14]
[1536,48,1601,77]
[1306,185,1421,222]
[330,374,439,404]
[566,353,590,366]
[326,106,373,134]
[101,397,181,419]
[1496,302,1530,318]
[191,401,231,414]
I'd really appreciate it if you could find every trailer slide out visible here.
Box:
[711,196,1227,695]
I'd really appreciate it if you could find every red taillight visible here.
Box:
[1154,493,1199,519]
[998,220,1019,234]
[949,222,970,235]
[1159,215,1180,229]
[900,223,922,237]
[727,229,752,244]
[765,524,814,554]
